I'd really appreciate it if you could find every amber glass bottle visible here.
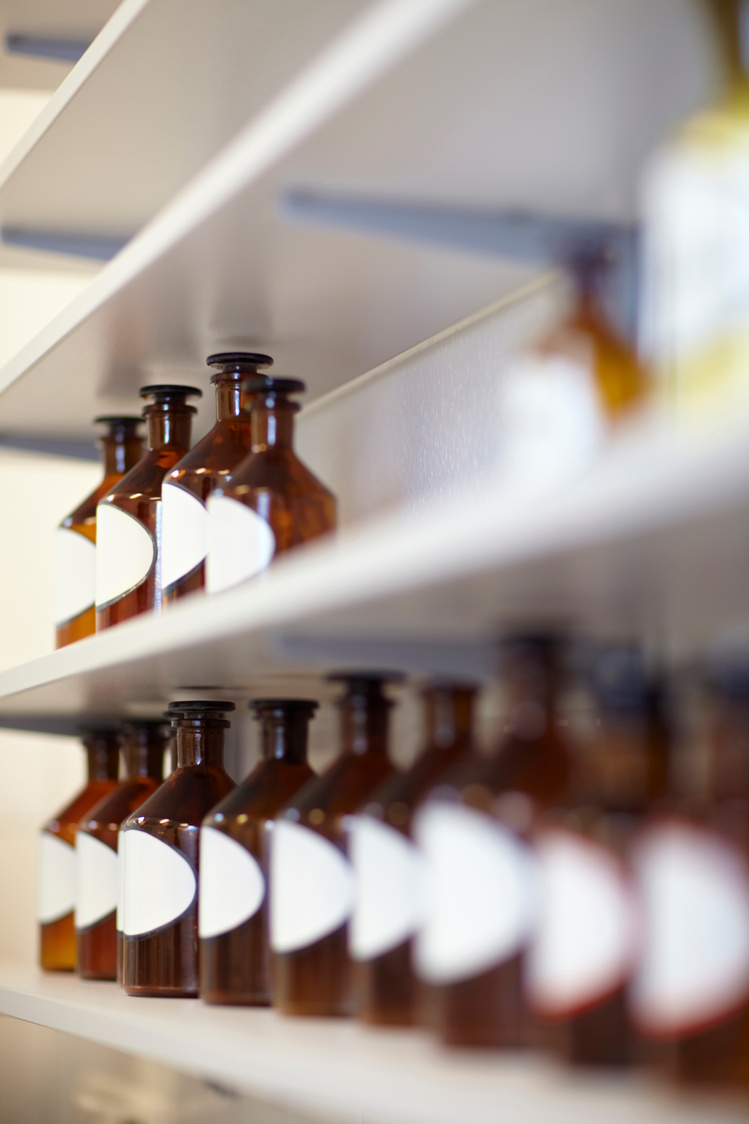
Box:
[270,674,398,1016]
[527,647,669,1066]
[56,416,143,648]
[206,376,336,593]
[414,635,573,1048]
[95,385,201,630]
[162,353,272,604]
[200,698,317,1005]
[39,728,120,971]
[350,682,478,1026]
[120,701,234,997]
[632,663,749,1090]
[76,721,168,980]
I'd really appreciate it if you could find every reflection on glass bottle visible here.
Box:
[632,659,749,1090]
[120,701,234,997]
[528,647,669,1066]
[162,353,272,604]
[206,376,336,593]
[56,416,143,648]
[200,698,317,1005]
[414,635,573,1048]
[95,385,201,630]
[270,674,398,1016]
[350,682,478,1026]
[39,728,120,971]
[76,721,168,981]
[498,251,649,496]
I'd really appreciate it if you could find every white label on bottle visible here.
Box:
[198,826,265,939]
[120,829,197,936]
[95,502,156,610]
[38,833,76,923]
[527,829,639,1017]
[116,828,125,933]
[497,350,604,496]
[413,802,537,985]
[75,831,118,930]
[55,528,96,626]
[161,481,209,590]
[270,820,354,953]
[631,822,749,1037]
[348,815,425,962]
[205,494,275,593]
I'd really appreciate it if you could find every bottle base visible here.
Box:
[202,993,271,1007]
[123,986,198,999]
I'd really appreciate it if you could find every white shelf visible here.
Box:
[0,0,715,437]
[1,415,748,723]
[0,963,743,1124]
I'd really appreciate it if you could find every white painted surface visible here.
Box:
[120,830,196,936]
[55,526,95,625]
[160,482,208,590]
[37,833,75,923]
[198,827,265,941]
[0,961,745,1124]
[94,503,155,609]
[206,495,276,593]
[75,831,117,930]
[270,822,354,953]
[349,815,424,961]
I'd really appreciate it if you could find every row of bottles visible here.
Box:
[55,354,337,646]
[38,639,749,1094]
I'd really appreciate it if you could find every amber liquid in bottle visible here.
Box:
[420,636,572,1049]
[200,699,317,1005]
[162,353,272,603]
[96,385,201,630]
[56,417,143,648]
[353,683,478,1026]
[39,730,120,971]
[271,675,398,1017]
[534,649,669,1067]
[76,722,167,981]
[120,701,235,997]
[206,376,336,593]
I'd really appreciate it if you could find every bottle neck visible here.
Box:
[339,693,390,757]
[121,738,165,781]
[424,687,475,750]
[259,712,310,765]
[101,433,143,476]
[250,402,297,451]
[504,647,559,741]
[213,374,254,422]
[146,407,194,451]
[175,725,226,768]
[85,737,120,781]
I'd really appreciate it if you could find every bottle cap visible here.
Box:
[206,352,274,370]
[241,375,306,396]
[93,415,143,429]
[139,384,203,402]
[249,698,319,716]
[166,700,236,718]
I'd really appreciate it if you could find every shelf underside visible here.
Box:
[0,964,743,1124]
[0,415,748,725]
[0,0,715,437]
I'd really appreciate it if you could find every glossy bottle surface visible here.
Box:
[206,376,336,593]
[415,636,573,1049]
[163,353,271,603]
[352,683,478,1026]
[120,702,234,997]
[96,385,200,630]
[56,417,143,648]
[531,649,670,1068]
[271,675,397,1017]
[76,722,167,981]
[39,731,120,971]
[200,698,317,1005]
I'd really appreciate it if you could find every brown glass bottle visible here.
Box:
[39,728,120,971]
[205,376,336,594]
[632,664,749,1090]
[200,699,317,1005]
[414,635,573,1048]
[270,674,398,1017]
[95,385,201,630]
[75,721,168,981]
[351,682,478,1026]
[56,417,143,648]
[528,647,669,1067]
[120,701,234,997]
[162,353,272,603]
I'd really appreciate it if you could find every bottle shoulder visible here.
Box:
[280,753,394,821]
[204,759,315,824]
[44,779,119,833]
[122,766,234,829]
[60,473,122,529]
[226,449,336,502]
[79,777,161,830]
[99,449,186,504]
[166,421,254,485]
